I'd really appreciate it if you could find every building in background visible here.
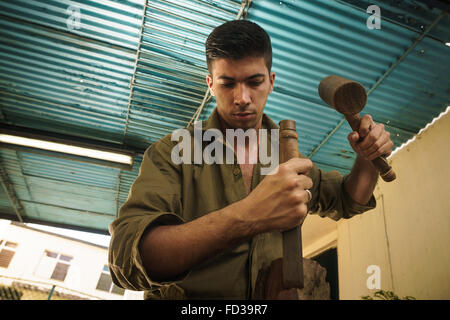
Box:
[0,219,143,300]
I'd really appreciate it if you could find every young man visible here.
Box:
[108,20,393,299]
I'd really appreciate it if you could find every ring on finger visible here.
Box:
[305,189,312,202]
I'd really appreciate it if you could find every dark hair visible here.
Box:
[205,20,272,73]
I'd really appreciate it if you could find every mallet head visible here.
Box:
[318,75,367,115]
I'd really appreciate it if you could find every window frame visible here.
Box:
[95,264,124,295]
[34,249,73,282]
[0,239,18,269]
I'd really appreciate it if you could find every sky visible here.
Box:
[1,218,112,247]
[24,222,111,247]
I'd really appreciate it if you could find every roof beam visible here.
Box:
[0,155,25,222]
[115,170,122,218]
[122,0,148,144]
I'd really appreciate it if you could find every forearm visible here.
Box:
[344,155,379,205]
[138,200,256,282]
[139,158,314,282]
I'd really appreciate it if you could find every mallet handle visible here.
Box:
[345,114,396,182]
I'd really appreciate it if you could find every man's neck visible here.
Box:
[217,116,263,140]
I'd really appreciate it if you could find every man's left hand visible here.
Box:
[347,114,394,161]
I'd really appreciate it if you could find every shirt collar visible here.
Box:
[201,107,279,132]
[195,108,278,170]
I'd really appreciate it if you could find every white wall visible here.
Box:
[337,109,450,299]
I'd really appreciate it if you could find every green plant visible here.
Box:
[0,285,24,300]
[361,289,415,300]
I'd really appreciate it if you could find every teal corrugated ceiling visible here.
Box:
[246,0,449,174]
[123,0,243,150]
[0,0,143,143]
[0,0,245,232]
[0,0,146,232]
[0,148,121,232]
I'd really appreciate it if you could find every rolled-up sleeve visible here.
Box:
[307,162,376,221]
[108,137,184,291]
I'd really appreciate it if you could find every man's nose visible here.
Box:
[234,83,251,106]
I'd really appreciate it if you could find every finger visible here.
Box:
[288,202,308,229]
[366,132,394,160]
[358,125,385,155]
[290,189,312,206]
[348,131,359,150]
[358,123,383,151]
[297,202,308,225]
[358,114,374,138]
[289,174,313,191]
[284,157,313,175]
[384,135,394,157]
[362,130,390,158]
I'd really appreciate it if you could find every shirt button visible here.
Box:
[233,166,241,176]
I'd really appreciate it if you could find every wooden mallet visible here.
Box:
[318,75,396,182]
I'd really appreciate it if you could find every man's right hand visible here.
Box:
[138,157,314,282]
[237,158,313,235]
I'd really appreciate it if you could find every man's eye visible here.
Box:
[249,81,263,87]
[221,83,234,88]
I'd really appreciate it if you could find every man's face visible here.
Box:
[206,56,275,130]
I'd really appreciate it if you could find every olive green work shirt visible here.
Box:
[108,108,376,299]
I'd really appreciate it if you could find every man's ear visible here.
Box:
[269,72,276,93]
[206,74,215,96]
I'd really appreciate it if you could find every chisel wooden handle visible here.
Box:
[279,120,304,289]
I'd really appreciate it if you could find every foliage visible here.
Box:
[361,290,416,300]
[0,284,24,300]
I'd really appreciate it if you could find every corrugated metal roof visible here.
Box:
[0,148,119,232]
[0,0,142,144]
[123,0,244,150]
[0,0,449,233]
[247,0,449,174]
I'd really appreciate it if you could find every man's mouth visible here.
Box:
[233,112,255,121]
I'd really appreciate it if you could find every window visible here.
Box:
[34,250,73,282]
[312,248,339,300]
[0,240,18,269]
[96,265,124,295]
